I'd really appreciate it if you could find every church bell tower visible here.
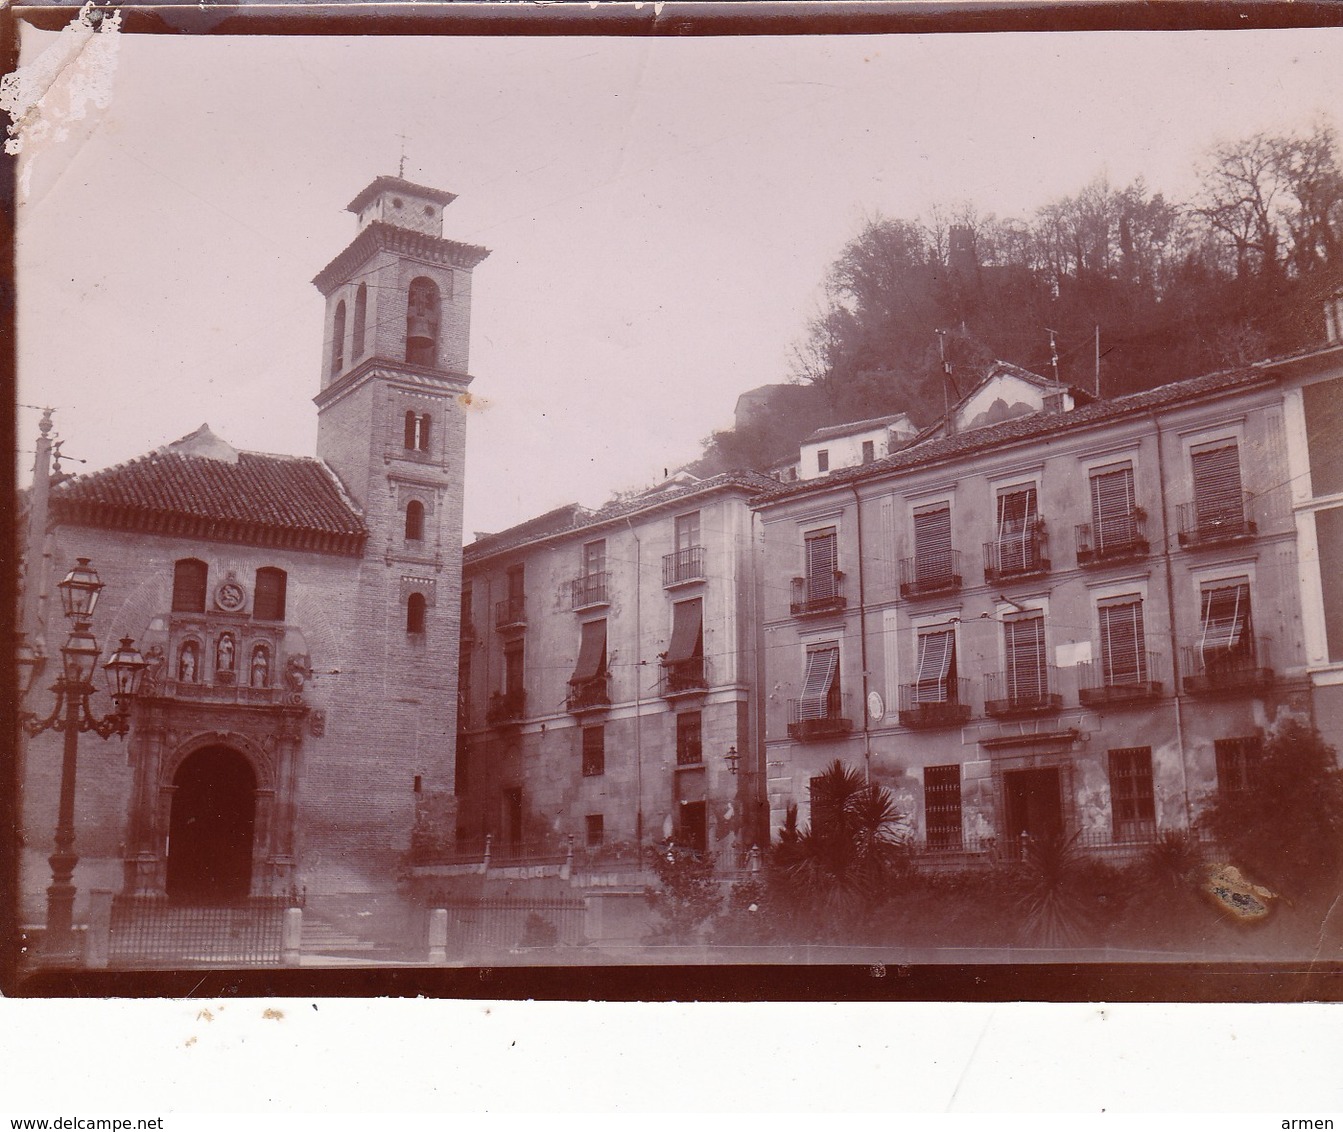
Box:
[311,176,490,859]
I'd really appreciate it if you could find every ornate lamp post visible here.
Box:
[19,558,146,964]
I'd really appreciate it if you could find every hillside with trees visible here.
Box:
[692,120,1343,476]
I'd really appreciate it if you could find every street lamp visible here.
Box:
[19,557,146,965]
[724,744,741,775]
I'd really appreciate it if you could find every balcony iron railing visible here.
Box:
[662,546,706,588]
[1076,652,1164,706]
[899,551,963,599]
[1176,494,1257,548]
[1181,637,1274,696]
[494,596,526,631]
[660,655,709,698]
[486,688,526,726]
[983,522,1050,583]
[1075,508,1149,565]
[983,666,1063,718]
[790,572,846,617]
[566,672,611,714]
[897,679,973,729]
[787,693,854,741]
[570,572,610,611]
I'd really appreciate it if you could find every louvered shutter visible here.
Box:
[996,487,1037,572]
[1192,443,1244,531]
[805,529,838,602]
[1091,466,1135,551]
[914,505,952,582]
[1099,598,1146,686]
[799,646,839,719]
[1199,582,1251,662]
[1004,614,1046,702]
[915,630,955,703]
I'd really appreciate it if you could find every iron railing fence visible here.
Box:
[487,689,526,726]
[570,571,610,610]
[982,522,1050,583]
[662,545,706,587]
[1176,493,1257,547]
[494,596,526,630]
[660,655,710,697]
[1076,652,1165,705]
[787,694,854,741]
[1075,508,1149,564]
[897,678,973,729]
[1182,637,1274,695]
[789,572,846,617]
[107,894,295,968]
[983,666,1063,717]
[567,672,612,713]
[898,551,963,599]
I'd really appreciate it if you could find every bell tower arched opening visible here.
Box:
[406,276,440,367]
[166,746,257,903]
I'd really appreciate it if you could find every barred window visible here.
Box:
[924,764,963,849]
[1215,735,1263,796]
[1108,747,1156,840]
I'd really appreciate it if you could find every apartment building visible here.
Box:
[456,472,775,861]
[754,352,1338,856]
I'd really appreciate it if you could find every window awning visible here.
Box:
[915,630,954,703]
[1200,583,1250,656]
[572,619,607,681]
[667,599,703,663]
[798,646,839,719]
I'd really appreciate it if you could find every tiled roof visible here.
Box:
[51,444,367,555]
[752,358,1288,505]
[803,413,913,445]
[465,470,778,563]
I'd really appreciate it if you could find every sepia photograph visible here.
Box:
[9,6,1343,1001]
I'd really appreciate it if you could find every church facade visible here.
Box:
[17,177,486,927]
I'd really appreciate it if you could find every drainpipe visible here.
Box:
[1151,412,1194,826]
[849,484,872,784]
[624,517,644,850]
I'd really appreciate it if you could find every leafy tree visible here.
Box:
[644,843,722,943]
[1198,721,1343,904]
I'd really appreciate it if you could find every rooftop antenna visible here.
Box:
[1046,327,1061,388]
[396,133,409,178]
[935,328,956,432]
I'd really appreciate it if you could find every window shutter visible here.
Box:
[805,530,838,601]
[1108,747,1155,833]
[1091,466,1135,550]
[1192,443,1244,528]
[924,764,963,848]
[1004,614,1046,700]
[1199,582,1251,660]
[799,646,839,719]
[914,505,952,578]
[996,487,1037,572]
[1099,599,1146,686]
[667,599,704,663]
[172,559,208,613]
[572,619,607,682]
[915,630,955,703]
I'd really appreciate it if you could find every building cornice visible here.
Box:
[313,357,474,412]
[312,221,491,296]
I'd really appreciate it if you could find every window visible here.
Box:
[817,449,830,474]
[331,300,346,375]
[406,276,440,366]
[253,567,287,621]
[798,643,840,720]
[507,564,525,602]
[570,619,608,704]
[585,814,605,848]
[582,726,605,777]
[676,712,703,766]
[1098,596,1147,687]
[861,439,875,464]
[352,283,367,359]
[664,598,705,691]
[172,559,208,613]
[1215,735,1263,795]
[583,539,606,576]
[1198,579,1253,669]
[804,527,839,603]
[1108,747,1156,839]
[1003,612,1047,702]
[460,584,473,635]
[666,512,704,585]
[403,411,431,452]
[675,511,700,552]
[1090,463,1137,550]
[406,592,427,634]
[995,484,1039,573]
[914,628,957,704]
[924,765,963,849]
[405,499,425,541]
[913,503,953,581]
[1191,439,1245,530]
[458,653,471,724]
[504,639,524,698]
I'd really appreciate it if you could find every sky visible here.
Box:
[14,25,1343,539]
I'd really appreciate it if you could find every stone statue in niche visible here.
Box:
[250,645,270,688]
[177,641,198,683]
[216,634,236,681]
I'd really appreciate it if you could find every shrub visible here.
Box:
[644,844,722,943]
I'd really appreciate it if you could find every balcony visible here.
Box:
[486,689,526,726]
[790,572,846,617]
[1176,494,1257,549]
[566,672,611,714]
[899,551,963,600]
[570,572,610,611]
[662,546,706,588]
[1181,638,1274,696]
[1076,509,1150,566]
[1076,653,1164,706]
[898,679,973,729]
[660,655,709,698]
[494,596,526,632]
[983,667,1063,718]
[787,694,854,742]
[983,523,1050,584]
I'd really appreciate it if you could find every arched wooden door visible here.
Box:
[165,746,257,902]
